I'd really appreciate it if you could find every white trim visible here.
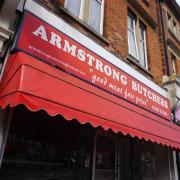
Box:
[64,0,68,9]
[128,13,139,60]
[24,0,168,98]
[133,17,139,60]
[139,24,148,69]
[79,0,85,19]
[143,27,148,69]
[168,47,180,59]
[100,0,104,35]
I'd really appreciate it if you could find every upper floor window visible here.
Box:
[171,53,176,74]
[128,11,148,69]
[172,20,177,37]
[167,12,179,40]
[167,13,171,30]
[65,0,104,34]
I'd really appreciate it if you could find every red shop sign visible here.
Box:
[14,11,171,120]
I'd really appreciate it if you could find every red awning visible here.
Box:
[1,52,180,149]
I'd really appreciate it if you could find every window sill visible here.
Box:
[57,6,109,45]
[126,54,153,79]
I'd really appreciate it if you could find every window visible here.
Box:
[128,11,148,69]
[167,13,171,30]
[139,24,147,68]
[65,0,104,34]
[171,53,176,74]
[167,12,179,40]
[128,13,138,59]
[172,20,177,37]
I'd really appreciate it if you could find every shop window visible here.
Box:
[128,11,148,69]
[0,0,5,10]
[133,139,156,180]
[0,106,93,180]
[95,135,115,180]
[65,0,104,34]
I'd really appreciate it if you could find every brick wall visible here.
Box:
[162,3,180,76]
[136,0,158,23]
[38,0,165,85]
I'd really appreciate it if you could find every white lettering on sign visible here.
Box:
[32,25,128,86]
[131,80,168,108]
[17,11,170,119]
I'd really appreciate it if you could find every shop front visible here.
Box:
[0,0,180,180]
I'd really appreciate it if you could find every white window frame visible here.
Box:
[128,12,149,69]
[171,53,176,74]
[128,13,139,60]
[167,13,171,30]
[166,11,179,39]
[88,0,104,34]
[65,0,104,35]
[172,20,177,37]
[139,23,148,69]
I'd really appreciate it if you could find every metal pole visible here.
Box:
[0,108,13,167]
[92,132,97,180]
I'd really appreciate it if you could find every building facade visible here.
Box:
[160,0,180,179]
[0,0,179,180]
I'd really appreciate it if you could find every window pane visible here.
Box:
[139,40,146,67]
[173,21,177,36]
[172,54,176,74]
[140,26,144,40]
[66,0,81,17]
[128,29,137,58]
[139,24,147,68]
[168,14,171,30]
[88,0,102,32]
[128,15,134,31]
[95,135,115,180]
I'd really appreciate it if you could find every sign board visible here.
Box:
[14,9,171,120]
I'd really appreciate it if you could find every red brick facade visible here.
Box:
[161,1,180,75]
[38,0,179,85]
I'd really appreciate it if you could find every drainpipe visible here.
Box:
[159,0,170,76]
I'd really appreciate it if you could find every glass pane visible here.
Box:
[128,29,137,58]
[88,0,102,32]
[173,21,177,36]
[168,17,171,30]
[139,25,145,41]
[128,15,134,30]
[95,135,115,180]
[139,40,146,67]
[66,0,81,17]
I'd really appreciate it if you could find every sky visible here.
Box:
[176,0,180,6]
